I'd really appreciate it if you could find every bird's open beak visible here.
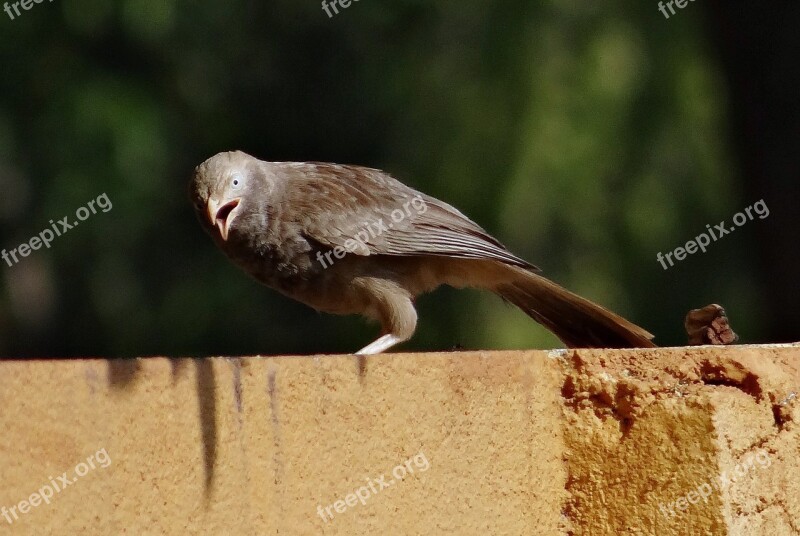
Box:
[206,198,242,241]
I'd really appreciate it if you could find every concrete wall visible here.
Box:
[0,345,798,535]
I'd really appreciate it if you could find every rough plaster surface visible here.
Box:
[0,345,798,535]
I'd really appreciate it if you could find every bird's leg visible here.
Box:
[356,334,407,355]
[354,282,418,355]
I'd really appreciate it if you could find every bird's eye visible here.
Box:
[231,173,244,189]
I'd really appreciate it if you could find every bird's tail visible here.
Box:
[493,266,656,349]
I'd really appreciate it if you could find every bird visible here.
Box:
[190,150,656,355]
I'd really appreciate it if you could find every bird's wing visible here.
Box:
[275,163,535,269]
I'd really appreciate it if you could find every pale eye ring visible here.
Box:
[231,173,243,189]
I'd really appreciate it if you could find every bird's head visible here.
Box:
[190,150,259,241]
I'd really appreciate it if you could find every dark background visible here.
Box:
[0,1,797,358]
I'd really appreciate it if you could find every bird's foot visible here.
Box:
[355,334,405,355]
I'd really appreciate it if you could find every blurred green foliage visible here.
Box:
[0,0,772,356]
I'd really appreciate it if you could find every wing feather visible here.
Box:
[270,162,536,270]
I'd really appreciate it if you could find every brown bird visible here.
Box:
[190,150,656,354]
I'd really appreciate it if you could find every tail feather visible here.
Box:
[495,268,656,349]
